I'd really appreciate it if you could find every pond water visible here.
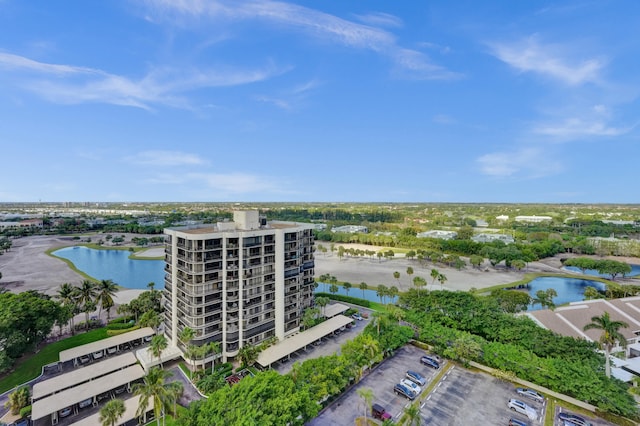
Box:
[526,276,605,311]
[315,282,398,304]
[563,264,640,278]
[53,246,165,290]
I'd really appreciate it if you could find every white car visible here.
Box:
[508,398,537,421]
[400,378,422,395]
[92,350,103,360]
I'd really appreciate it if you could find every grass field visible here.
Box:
[0,328,109,394]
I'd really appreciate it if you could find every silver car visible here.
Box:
[516,388,544,403]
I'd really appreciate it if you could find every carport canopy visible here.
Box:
[71,395,154,426]
[323,303,350,318]
[33,352,138,401]
[31,365,145,421]
[59,327,154,363]
[256,315,354,368]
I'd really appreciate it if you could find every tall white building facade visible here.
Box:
[163,211,315,362]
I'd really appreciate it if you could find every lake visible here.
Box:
[315,282,398,304]
[526,276,605,311]
[53,246,165,290]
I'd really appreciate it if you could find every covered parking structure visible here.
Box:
[71,395,154,426]
[33,352,138,402]
[58,327,154,368]
[323,303,349,318]
[32,365,145,425]
[256,315,354,369]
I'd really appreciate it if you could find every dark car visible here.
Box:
[371,403,392,420]
[394,383,416,400]
[420,356,440,369]
[558,412,592,426]
[509,418,528,426]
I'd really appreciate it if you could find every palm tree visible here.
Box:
[178,327,195,378]
[149,334,168,367]
[97,279,118,321]
[430,269,440,289]
[316,296,330,316]
[133,367,172,426]
[343,282,352,297]
[357,387,374,424]
[77,280,98,329]
[238,344,260,368]
[584,311,629,378]
[413,276,427,294]
[167,381,184,418]
[359,282,368,299]
[140,310,161,332]
[393,271,401,285]
[388,286,399,304]
[404,404,421,426]
[406,266,414,284]
[55,283,79,334]
[99,398,126,426]
[437,273,448,290]
[207,341,221,373]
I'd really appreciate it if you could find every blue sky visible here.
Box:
[1,1,638,203]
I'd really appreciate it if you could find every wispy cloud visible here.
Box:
[142,0,458,80]
[0,52,284,109]
[432,114,455,124]
[354,12,403,28]
[488,35,605,86]
[477,147,562,178]
[255,78,320,110]
[144,170,290,196]
[533,104,635,141]
[126,150,208,166]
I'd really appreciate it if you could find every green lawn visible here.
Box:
[0,328,109,394]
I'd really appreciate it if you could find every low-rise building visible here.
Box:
[472,233,514,244]
[514,215,553,223]
[331,225,368,234]
[416,230,457,240]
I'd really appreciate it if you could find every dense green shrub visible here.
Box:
[315,292,370,308]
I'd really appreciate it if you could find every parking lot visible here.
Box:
[309,344,443,425]
[310,344,562,426]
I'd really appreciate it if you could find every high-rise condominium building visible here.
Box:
[163,210,315,363]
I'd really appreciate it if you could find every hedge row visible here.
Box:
[107,322,136,330]
[315,292,371,308]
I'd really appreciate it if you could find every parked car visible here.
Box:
[405,370,426,386]
[508,419,528,426]
[79,398,93,409]
[59,406,73,418]
[78,355,90,364]
[97,391,111,402]
[394,383,416,400]
[13,418,29,426]
[508,399,537,421]
[107,346,118,355]
[352,313,364,321]
[92,350,103,360]
[121,342,131,351]
[558,412,592,426]
[516,388,544,403]
[420,356,440,369]
[114,385,126,395]
[143,335,153,343]
[371,403,392,420]
[400,378,422,395]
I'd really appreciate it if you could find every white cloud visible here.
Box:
[126,150,208,166]
[477,147,562,178]
[534,118,631,139]
[354,12,403,28]
[255,79,320,110]
[489,35,605,86]
[142,0,457,80]
[0,52,284,109]
[533,104,635,141]
[432,114,455,124]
